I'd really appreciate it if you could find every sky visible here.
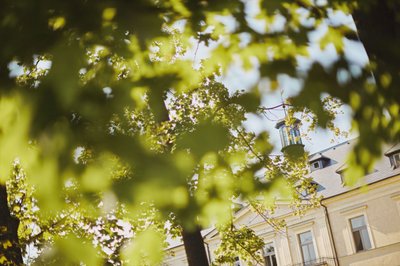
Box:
[5,2,373,257]
[221,63,357,154]
[183,3,369,154]
[7,4,369,155]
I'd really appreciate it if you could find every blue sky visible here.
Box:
[8,4,369,155]
[186,4,369,154]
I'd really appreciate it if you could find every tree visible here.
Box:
[0,0,399,265]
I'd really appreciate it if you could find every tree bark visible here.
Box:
[352,0,400,69]
[351,0,400,105]
[182,227,209,266]
[0,184,23,265]
[155,93,210,266]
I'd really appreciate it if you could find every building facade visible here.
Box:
[164,140,400,266]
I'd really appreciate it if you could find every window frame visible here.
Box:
[311,161,321,171]
[341,205,375,254]
[233,256,241,266]
[349,215,372,252]
[297,230,318,264]
[263,241,278,266]
[392,193,400,216]
[289,220,319,265]
[390,152,400,168]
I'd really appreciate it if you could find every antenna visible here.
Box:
[275,88,304,156]
[280,87,288,119]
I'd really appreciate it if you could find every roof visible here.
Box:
[310,139,400,198]
[309,152,330,163]
[167,139,400,249]
[275,118,301,129]
[334,162,347,173]
[384,143,400,156]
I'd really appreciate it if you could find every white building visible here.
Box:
[164,139,400,266]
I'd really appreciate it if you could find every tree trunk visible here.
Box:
[182,227,209,266]
[0,184,23,265]
[351,0,400,107]
[156,97,210,266]
[352,1,400,69]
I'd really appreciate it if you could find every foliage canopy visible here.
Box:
[0,0,399,265]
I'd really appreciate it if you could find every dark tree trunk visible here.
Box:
[182,227,209,266]
[0,184,23,265]
[156,97,210,266]
[352,1,400,72]
[351,0,400,105]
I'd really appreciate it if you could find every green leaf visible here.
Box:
[230,93,260,112]
[177,121,229,158]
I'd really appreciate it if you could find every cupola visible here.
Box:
[275,118,304,154]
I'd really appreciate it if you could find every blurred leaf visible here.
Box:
[230,93,260,112]
[122,227,165,266]
[177,122,229,158]
[53,234,101,265]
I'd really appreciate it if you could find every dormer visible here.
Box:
[336,162,377,185]
[335,163,348,184]
[311,181,325,193]
[384,144,400,169]
[298,181,325,197]
[309,153,332,172]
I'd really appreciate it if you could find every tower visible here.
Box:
[275,118,304,154]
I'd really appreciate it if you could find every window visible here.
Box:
[389,152,400,168]
[277,121,302,149]
[310,157,333,172]
[312,161,321,171]
[279,126,290,148]
[263,242,277,266]
[298,182,324,198]
[350,215,372,252]
[233,257,241,266]
[289,124,302,145]
[395,153,400,166]
[298,231,316,264]
[392,194,400,217]
[311,181,325,192]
